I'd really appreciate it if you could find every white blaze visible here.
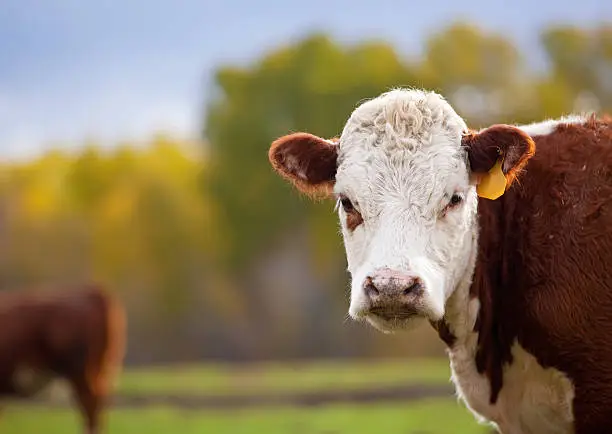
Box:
[332,89,479,330]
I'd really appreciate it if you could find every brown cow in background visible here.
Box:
[0,284,126,434]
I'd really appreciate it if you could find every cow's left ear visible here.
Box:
[462,125,536,200]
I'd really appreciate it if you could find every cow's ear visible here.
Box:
[269,132,338,197]
[462,125,535,200]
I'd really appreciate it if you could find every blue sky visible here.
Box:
[0,0,610,160]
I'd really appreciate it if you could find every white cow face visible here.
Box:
[269,89,534,332]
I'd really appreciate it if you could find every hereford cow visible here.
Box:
[268,89,612,434]
[0,284,126,434]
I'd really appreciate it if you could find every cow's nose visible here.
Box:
[363,269,424,303]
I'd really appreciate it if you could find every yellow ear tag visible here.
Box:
[476,159,507,200]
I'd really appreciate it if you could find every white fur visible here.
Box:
[335,89,475,325]
[517,116,586,137]
[331,88,578,433]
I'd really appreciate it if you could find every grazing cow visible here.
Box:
[268,89,612,434]
[0,284,126,434]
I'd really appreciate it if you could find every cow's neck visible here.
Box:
[434,196,514,405]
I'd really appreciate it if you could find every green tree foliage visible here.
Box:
[538,25,612,117]
[421,23,522,92]
[419,23,534,125]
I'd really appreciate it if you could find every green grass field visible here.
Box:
[1,401,489,434]
[117,358,452,396]
[0,359,491,434]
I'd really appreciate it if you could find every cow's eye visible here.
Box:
[340,196,354,213]
[337,195,363,231]
[449,194,463,207]
[441,193,464,217]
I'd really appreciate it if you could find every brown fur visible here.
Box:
[268,132,338,198]
[461,116,612,433]
[0,284,127,434]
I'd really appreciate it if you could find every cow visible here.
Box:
[268,88,612,434]
[0,284,126,434]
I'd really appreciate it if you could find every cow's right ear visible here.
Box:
[268,133,338,198]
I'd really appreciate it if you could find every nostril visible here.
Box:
[364,277,379,298]
[366,284,379,298]
[403,279,423,295]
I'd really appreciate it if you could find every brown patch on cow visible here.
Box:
[463,125,536,188]
[430,319,456,347]
[466,116,612,430]
[0,284,127,434]
[268,133,338,198]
